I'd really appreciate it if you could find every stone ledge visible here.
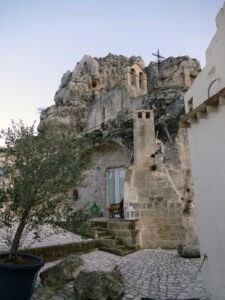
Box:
[7,240,100,262]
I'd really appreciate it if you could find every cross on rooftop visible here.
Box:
[152,49,165,63]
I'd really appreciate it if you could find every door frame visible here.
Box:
[106,167,126,207]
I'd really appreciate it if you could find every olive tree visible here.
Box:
[0,121,93,258]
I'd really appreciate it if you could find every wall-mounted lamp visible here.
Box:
[151,164,157,171]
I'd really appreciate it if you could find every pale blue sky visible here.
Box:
[0,0,224,132]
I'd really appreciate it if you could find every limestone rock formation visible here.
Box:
[38,54,145,133]
[73,269,125,300]
[147,56,201,90]
[40,254,84,291]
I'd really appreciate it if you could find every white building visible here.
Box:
[183,3,225,299]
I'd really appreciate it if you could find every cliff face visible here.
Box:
[147,56,201,90]
[38,54,145,133]
[38,54,200,134]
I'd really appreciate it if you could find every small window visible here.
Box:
[131,68,136,86]
[139,72,144,89]
[73,190,79,201]
[84,62,88,73]
[138,112,142,119]
[145,112,150,119]
[92,80,97,88]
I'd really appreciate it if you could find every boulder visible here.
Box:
[40,254,84,291]
[74,268,125,300]
[178,241,200,258]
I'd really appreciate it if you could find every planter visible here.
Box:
[0,253,45,300]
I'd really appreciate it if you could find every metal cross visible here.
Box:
[152,49,165,63]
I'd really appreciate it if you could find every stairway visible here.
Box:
[88,220,138,256]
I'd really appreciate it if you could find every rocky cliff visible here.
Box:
[38,54,145,133]
[147,56,201,90]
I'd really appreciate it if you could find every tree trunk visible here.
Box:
[9,216,27,257]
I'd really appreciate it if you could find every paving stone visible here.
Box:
[29,249,208,300]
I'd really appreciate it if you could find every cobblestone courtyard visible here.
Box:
[32,249,207,300]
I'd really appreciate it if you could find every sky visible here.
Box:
[0,0,224,133]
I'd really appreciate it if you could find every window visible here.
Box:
[139,72,144,89]
[145,112,150,119]
[107,168,126,206]
[92,80,97,88]
[131,69,136,86]
[138,112,142,119]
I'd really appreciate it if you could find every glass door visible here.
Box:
[107,168,126,206]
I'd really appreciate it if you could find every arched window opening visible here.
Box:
[83,62,88,73]
[92,80,97,88]
[131,68,136,86]
[139,72,144,89]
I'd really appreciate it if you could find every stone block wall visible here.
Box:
[124,111,198,249]
[107,220,140,248]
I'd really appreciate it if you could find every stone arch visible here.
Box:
[131,68,136,86]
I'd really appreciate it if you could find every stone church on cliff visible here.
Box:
[38,53,201,250]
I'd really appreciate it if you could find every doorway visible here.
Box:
[107,168,126,206]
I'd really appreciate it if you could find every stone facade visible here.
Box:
[124,111,197,249]
[38,53,200,249]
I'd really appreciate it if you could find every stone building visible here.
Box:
[183,3,225,299]
[38,53,201,249]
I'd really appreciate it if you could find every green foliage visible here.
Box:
[0,120,92,256]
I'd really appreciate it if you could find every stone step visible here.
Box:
[99,235,113,240]
[115,244,126,250]
[89,220,107,229]
[99,238,118,248]
[91,226,108,232]
[90,231,109,238]
[99,247,124,256]
[99,246,137,256]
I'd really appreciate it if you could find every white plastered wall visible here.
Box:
[184,3,225,299]
[185,3,225,110]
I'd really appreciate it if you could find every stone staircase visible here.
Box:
[88,220,138,256]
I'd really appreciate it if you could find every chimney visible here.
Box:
[133,110,156,168]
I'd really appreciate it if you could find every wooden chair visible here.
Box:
[107,199,124,219]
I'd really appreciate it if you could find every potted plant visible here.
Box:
[0,121,92,300]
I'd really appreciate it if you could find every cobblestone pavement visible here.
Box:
[32,249,207,300]
[0,224,90,252]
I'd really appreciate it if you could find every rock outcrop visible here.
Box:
[74,268,125,300]
[38,54,145,133]
[40,254,84,291]
[147,56,201,90]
